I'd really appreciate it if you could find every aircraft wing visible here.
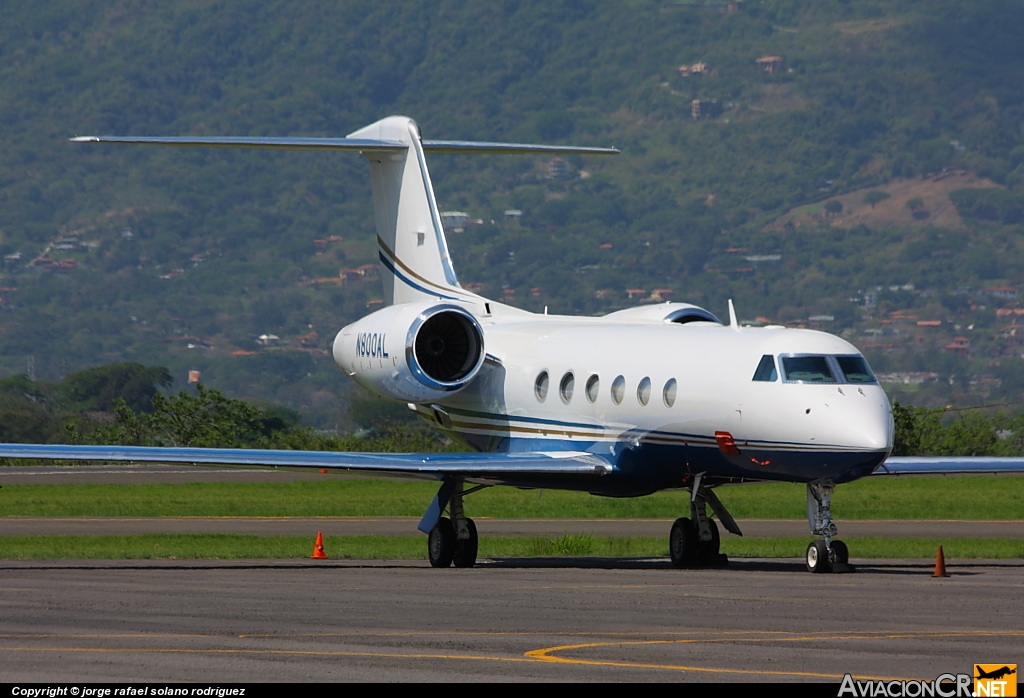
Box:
[0,443,612,482]
[874,456,1024,475]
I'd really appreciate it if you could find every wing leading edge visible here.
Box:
[875,456,1024,475]
[0,443,612,482]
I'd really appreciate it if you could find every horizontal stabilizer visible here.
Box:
[0,443,613,482]
[70,136,618,156]
[70,135,408,153]
[875,456,1024,475]
[422,140,619,155]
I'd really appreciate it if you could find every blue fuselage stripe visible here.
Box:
[441,406,855,451]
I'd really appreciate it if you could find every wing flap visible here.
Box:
[0,444,612,478]
[874,456,1024,475]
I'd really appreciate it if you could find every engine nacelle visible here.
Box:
[333,301,486,403]
[602,302,722,325]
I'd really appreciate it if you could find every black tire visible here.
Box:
[806,540,832,574]
[831,539,849,566]
[697,519,721,565]
[453,518,478,568]
[670,517,697,567]
[428,517,456,568]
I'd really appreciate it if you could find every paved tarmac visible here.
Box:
[1,558,1022,682]
[2,516,1021,538]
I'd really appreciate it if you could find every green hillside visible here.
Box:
[2,0,1023,423]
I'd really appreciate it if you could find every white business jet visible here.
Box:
[3,116,1022,573]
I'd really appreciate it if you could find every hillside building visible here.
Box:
[756,56,785,73]
[547,158,571,180]
[945,337,970,354]
[440,211,470,230]
[691,99,721,119]
[981,287,1018,300]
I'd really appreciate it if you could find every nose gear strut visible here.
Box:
[805,480,852,573]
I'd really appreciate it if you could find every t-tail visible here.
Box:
[347,116,468,305]
[71,116,617,306]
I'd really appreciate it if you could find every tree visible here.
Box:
[88,384,276,448]
[824,200,843,216]
[863,191,891,209]
[57,363,173,413]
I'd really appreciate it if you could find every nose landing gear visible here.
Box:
[806,481,854,573]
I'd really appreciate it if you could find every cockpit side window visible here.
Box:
[836,355,877,383]
[752,355,778,382]
[781,356,836,383]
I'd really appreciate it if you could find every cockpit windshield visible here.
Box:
[754,354,878,384]
[835,355,876,383]
[781,356,836,383]
[752,354,778,382]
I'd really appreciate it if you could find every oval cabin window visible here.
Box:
[663,378,677,407]
[637,377,651,406]
[611,375,625,405]
[534,371,549,402]
[559,372,575,403]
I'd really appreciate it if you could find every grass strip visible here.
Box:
[0,534,1021,560]
[1,475,1023,519]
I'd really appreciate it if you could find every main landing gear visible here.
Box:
[670,475,738,568]
[805,481,853,573]
[425,480,481,568]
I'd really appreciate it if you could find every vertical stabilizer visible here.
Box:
[70,119,616,310]
[347,116,472,306]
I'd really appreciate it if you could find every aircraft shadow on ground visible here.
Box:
[2,558,1017,573]
[480,557,1017,574]
[484,557,807,572]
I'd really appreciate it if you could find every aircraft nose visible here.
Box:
[855,397,894,452]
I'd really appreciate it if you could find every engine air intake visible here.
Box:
[412,309,483,384]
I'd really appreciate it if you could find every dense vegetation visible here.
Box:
[2,1,1024,421]
[0,361,451,452]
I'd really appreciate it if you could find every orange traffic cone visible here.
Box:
[311,531,328,559]
[933,545,949,577]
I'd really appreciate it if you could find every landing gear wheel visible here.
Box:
[806,540,833,574]
[453,518,478,568]
[428,517,456,568]
[697,519,724,566]
[670,517,698,567]
[831,539,849,566]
